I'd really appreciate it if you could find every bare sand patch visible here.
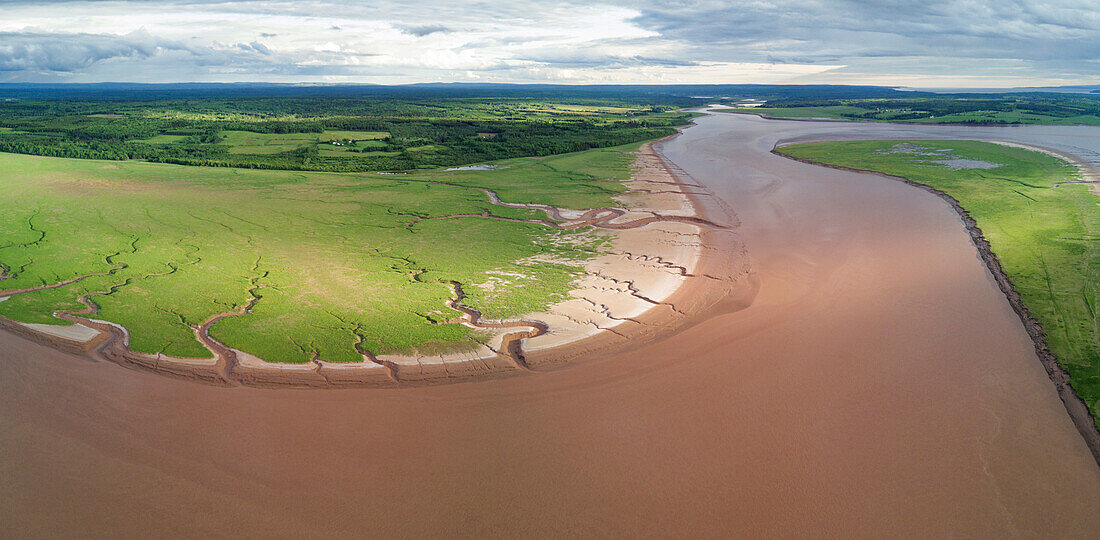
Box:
[18,321,99,342]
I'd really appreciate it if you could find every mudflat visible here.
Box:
[0,142,737,386]
[3,112,1099,537]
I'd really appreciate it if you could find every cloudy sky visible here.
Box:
[1,0,1098,87]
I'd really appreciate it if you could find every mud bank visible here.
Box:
[773,144,1100,465]
[0,140,752,388]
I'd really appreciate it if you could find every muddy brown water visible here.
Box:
[3,112,1099,538]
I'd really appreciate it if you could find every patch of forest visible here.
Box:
[740,93,1100,125]
[0,97,693,171]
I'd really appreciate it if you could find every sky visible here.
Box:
[1,0,1099,88]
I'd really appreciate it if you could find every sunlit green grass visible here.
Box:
[220,130,392,155]
[778,140,1100,426]
[316,130,389,141]
[0,142,634,362]
[135,134,189,144]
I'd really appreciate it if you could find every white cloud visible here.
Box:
[0,0,1096,86]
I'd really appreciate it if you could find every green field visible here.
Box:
[0,97,689,172]
[728,96,1100,125]
[907,111,1100,126]
[316,130,389,141]
[220,130,392,155]
[135,134,190,144]
[0,141,639,363]
[777,140,1100,426]
[734,106,1100,125]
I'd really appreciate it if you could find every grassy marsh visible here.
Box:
[0,142,637,363]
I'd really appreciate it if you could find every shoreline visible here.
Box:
[521,137,755,370]
[714,108,1100,129]
[0,135,752,388]
[771,142,1100,466]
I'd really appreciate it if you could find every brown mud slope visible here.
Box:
[3,113,1100,537]
[0,142,750,387]
[773,144,1100,465]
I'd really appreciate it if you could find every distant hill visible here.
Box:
[0,82,918,102]
[916,85,1100,95]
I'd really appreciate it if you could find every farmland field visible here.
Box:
[220,130,391,154]
[0,141,641,363]
[776,140,1100,425]
[0,97,690,171]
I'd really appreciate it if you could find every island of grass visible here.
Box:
[0,141,647,365]
[775,140,1099,429]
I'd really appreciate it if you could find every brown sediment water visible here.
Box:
[772,144,1100,462]
[2,112,1100,537]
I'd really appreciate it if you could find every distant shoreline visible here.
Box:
[715,108,1100,128]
